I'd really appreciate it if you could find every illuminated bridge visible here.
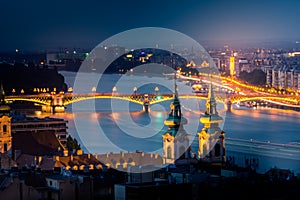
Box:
[5,92,300,113]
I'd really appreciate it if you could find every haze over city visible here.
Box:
[1,0,300,51]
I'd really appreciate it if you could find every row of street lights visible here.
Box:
[112,86,159,94]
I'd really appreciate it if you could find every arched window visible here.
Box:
[3,125,7,133]
[167,146,172,159]
[4,143,8,152]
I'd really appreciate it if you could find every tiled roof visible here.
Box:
[96,151,163,168]
[12,130,65,156]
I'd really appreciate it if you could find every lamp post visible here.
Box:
[112,86,117,93]
[155,86,159,94]
[91,86,96,93]
[133,86,137,95]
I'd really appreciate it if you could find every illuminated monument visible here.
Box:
[198,83,226,163]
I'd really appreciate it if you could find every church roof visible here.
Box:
[0,82,11,115]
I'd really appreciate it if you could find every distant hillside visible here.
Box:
[0,62,68,95]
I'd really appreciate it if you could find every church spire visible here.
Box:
[0,81,6,104]
[164,72,187,133]
[162,68,191,164]
[198,73,226,162]
[205,83,218,116]
[200,83,223,127]
[0,82,10,115]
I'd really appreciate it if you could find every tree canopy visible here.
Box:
[66,135,81,151]
[238,69,266,86]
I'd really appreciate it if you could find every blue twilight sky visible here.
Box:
[0,0,300,51]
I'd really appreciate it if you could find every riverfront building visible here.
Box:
[11,115,68,147]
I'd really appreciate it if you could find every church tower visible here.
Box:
[0,83,12,154]
[162,80,191,164]
[198,84,226,163]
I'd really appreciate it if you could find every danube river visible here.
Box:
[37,71,300,174]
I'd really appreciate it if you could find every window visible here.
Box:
[3,125,7,133]
[167,146,172,159]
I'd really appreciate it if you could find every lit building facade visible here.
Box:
[270,65,300,91]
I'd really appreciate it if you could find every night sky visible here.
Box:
[1,0,300,51]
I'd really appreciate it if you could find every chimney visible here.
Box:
[76,149,83,155]
[54,156,60,161]
[63,150,68,157]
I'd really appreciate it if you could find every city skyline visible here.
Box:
[1,0,300,51]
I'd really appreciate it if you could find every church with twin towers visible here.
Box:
[162,79,226,165]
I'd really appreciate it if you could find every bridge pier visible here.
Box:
[42,105,65,113]
[51,94,65,113]
[53,106,65,113]
[226,101,232,112]
[143,94,150,112]
[42,105,53,113]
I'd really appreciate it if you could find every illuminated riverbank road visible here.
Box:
[226,138,300,160]
[178,74,300,107]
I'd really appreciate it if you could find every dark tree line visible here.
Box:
[0,62,68,95]
[238,69,266,86]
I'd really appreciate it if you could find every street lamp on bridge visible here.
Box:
[155,86,159,94]
[133,86,137,95]
[112,86,117,93]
